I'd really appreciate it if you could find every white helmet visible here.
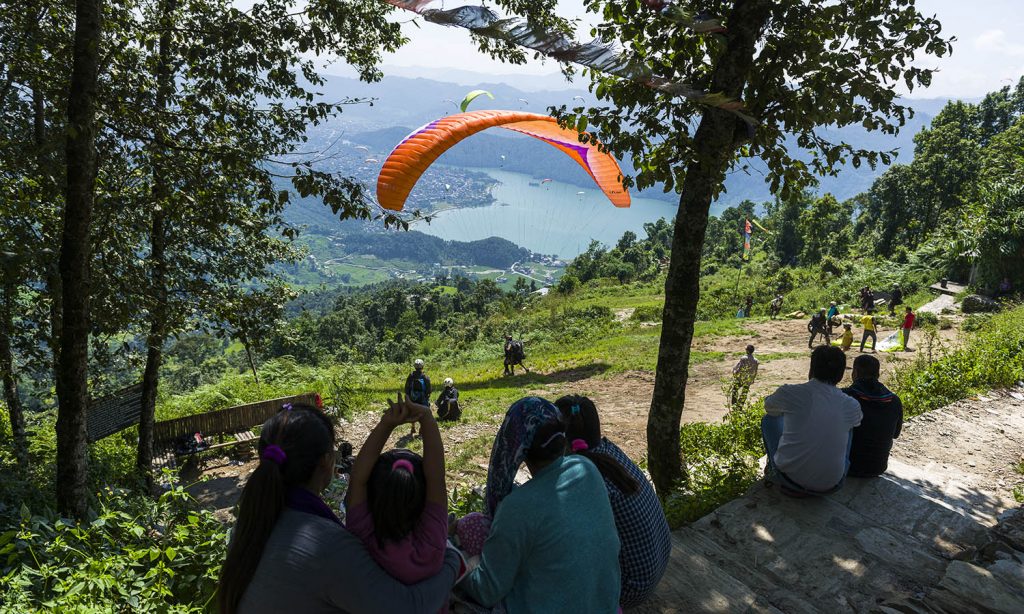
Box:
[444,377,454,387]
[414,358,424,369]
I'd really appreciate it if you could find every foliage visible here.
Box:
[890,305,1024,417]
[0,485,227,612]
[663,402,765,527]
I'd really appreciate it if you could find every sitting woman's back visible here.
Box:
[461,397,621,613]
[555,395,672,607]
[218,403,458,614]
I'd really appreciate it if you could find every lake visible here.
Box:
[411,169,684,259]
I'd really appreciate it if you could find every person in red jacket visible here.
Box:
[902,307,915,351]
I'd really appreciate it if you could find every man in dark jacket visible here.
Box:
[404,358,431,436]
[807,309,830,348]
[888,283,903,315]
[842,355,903,477]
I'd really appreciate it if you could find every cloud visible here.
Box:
[974,29,1024,57]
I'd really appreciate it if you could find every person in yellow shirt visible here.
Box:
[859,310,878,353]
[840,323,854,351]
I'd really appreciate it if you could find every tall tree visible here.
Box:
[558,0,950,493]
[56,0,103,518]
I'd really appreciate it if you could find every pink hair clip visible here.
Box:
[571,438,589,452]
[392,459,415,473]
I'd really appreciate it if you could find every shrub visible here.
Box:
[630,304,664,323]
[0,484,227,612]
[663,402,765,527]
[891,306,1024,417]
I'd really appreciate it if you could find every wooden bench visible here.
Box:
[153,392,318,473]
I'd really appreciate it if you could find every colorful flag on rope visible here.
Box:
[742,218,752,260]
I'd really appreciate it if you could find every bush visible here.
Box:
[916,311,938,327]
[891,305,1024,417]
[0,484,227,612]
[630,304,664,323]
[663,402,765,527]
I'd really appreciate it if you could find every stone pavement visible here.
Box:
[640,390,1024,613]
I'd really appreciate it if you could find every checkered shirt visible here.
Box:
[593,439,672,607]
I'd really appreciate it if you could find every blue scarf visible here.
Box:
[485,396,563,515]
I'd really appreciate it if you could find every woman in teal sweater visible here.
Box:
[460,397,621,613]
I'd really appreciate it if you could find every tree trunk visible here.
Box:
[137,0,177,487]
[56,0,102,520]
[0,282,29,473]
[243,338,260,384]
[646,0,773,495]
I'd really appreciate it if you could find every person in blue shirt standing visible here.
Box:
[460,397,621,613]
[404,359,431,437]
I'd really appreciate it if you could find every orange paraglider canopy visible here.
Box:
[376,110,630,210]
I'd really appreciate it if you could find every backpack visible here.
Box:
[509,340,525,361]
[410,376,428,404]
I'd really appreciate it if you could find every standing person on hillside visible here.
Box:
[901,306,916,351]
[744,295,754,318]
[405,359,431,437]
[889,283,903,315]
[826,301,840,335]
[860,310,878,353]
[761,346,863,497]
[807,309,830,349]
[843,355,903,478]
[503,334,528,376]
[730,345,759,410]
[770,293,784,319]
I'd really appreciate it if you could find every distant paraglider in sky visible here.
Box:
[540,178,552,184]
[377,110,630,211]
[460,89,494,112]
[572,96,585,102]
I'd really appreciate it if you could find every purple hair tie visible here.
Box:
[571,438,589,452]
[282,402,293,412]
[392,459,414,473]
[262,444,287,466]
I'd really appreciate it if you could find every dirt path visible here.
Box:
[187,315,966,518]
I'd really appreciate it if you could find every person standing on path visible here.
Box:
[860,310,878,353]
[902,307,916,351]
[404,359,432,437]
[730,345,759,410]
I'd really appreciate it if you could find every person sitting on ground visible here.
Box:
[554,395,671,608]
[770,294,784,319]
[345,394,451,608]
[459,397,621,613]
[405,359,432,436]
[996,277,1013,299]
[840,322,854,351]
[843,355,903,478]
[761,346,863,497]
[889,283,903,315]
[730,345,759,410]
[902,306,915,352]
[217,403,461,614]
[808,309,830,348]
[860,309,878,353]
[435,377,460,421]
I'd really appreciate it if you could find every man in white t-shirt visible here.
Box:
[761,345,862,496]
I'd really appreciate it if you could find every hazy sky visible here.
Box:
[372,0,1024,99]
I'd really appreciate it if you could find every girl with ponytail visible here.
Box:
[553,395,672,608]
[217,401,461,614]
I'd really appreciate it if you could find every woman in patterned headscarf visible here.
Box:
[456,397,622,613]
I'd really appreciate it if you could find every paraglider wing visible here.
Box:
[460,89,494,112]
[540,178,552,184]
[377,110,630,211]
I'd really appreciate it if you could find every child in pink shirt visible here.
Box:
[346,395,450,598]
